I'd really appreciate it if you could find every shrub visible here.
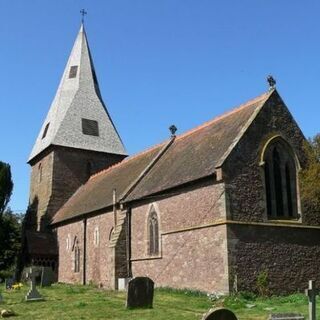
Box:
[256,270,269,296]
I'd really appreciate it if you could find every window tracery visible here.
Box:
[148,208,159,256]
[262,137,299,219]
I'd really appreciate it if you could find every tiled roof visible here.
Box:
[52,142,166,224]
[126,91,271,201]
[51,90,272,225]
[29,24,126,163]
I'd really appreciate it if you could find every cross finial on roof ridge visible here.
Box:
[267,75,276,91]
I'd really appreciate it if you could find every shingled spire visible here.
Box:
[29,24,126,162]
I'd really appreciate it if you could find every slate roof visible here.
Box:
[51,90,273,225]
[29,24,126,163]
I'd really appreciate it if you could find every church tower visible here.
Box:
[27,24,127,234]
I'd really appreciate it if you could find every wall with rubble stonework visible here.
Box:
[130,179,229,293]
[57,220,84,284]
[29,147,124,232]
[227,223,320,294]
[223,91,315,224]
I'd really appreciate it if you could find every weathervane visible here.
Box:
[267,75,276,90]
[80,9,87,24]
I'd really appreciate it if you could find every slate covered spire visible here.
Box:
[28,24,126,162]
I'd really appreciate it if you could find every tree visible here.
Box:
[0,161,13,215]
[0,161,20,275]
[0,209,22,273]
[300,134,320,215]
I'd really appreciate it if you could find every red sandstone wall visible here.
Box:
[130,180,229,293]
[57,221,84,284]
[86,213,115,288]
[29,152,54,230]
[29,147,124,231]
[49,148,124,222]
[131,225,229,293]
[56,210,118,288]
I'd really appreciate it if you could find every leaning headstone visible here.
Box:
[268,314,305,320]
[126,277,154,309]
[40,267,55,287]
[202,308,238,320]
[25,267,43,301]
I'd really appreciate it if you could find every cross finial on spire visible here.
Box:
[80,9,87,24]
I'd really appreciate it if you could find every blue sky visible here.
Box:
[0,0,319,212]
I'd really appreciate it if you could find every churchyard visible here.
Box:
[0,281,319,319]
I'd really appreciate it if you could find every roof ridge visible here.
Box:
[89,91,270,182]
[175,91,271,142]
[89,139,169,181]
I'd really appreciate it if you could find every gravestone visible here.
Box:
[4,278,14,290]
[126,277,154,309]
[25,267,43,301]
[268,314,304,320]
[40,267,55,287]
[202,308,238,320]
[305,280,318,320]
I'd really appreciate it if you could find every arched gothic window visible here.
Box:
[263,138,299,219]
[72,237,80,273]
[66,234,70,251]
[94,226,99,247]
[148,209,159,256]
[74,246,80,273]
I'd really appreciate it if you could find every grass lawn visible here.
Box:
[0,284,319,319]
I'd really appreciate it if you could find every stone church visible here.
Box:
[25,24,320,294]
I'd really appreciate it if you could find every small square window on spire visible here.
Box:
[69,66,78,78]
[42,123,50,139]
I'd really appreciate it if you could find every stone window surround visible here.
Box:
[145,203,162,258]
[259,135,302,222]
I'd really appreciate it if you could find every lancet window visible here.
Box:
[263,138,299,219]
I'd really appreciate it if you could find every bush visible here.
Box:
[238,291,257,301]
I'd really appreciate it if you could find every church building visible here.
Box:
[26,24,320,294]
